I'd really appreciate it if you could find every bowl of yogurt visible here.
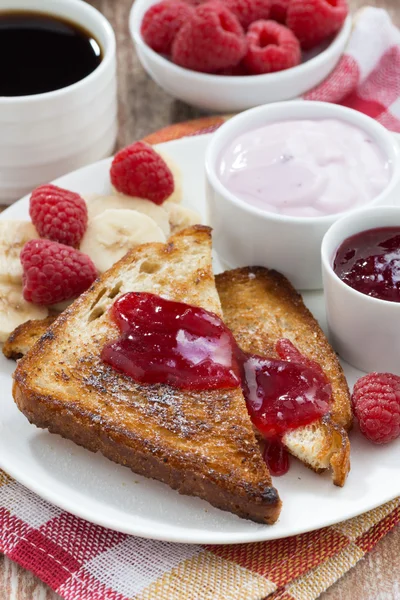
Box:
[205,101,400,289]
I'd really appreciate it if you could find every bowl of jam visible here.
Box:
[322,206,400,375]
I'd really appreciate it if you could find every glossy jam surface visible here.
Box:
[0,12,102,96]
[334,227,400,302]
[218,119,391,218]
[101,293,241,390]
[102,293,332,475]
[263,440,290,477]
[243,339,332,439]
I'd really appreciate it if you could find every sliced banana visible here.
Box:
[84,194,170,237]
[0,282,48,343]
[0,221,39,284]
[80,209,166,273]
[163,202,202,234]
[157,151,182,204]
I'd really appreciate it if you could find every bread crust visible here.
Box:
[3,316,56,360]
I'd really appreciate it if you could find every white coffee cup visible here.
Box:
[0,0,117,204]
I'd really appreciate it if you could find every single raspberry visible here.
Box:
[244,20,301,74]
[269,0,290,23]
[29,184,88,248]
[219,0,271,30]
[172,2,246,73]
[352,373,400,444]
[110,142,174,204]
[286,0,348,50]
[141,0,194,55]
[21,239,97,305]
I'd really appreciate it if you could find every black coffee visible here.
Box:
[0,11,102,97]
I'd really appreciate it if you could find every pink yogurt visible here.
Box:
[218,119,391,218]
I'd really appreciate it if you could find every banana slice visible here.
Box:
[0,282,48,343]
[0,221,39,284]
[80,209,166,273]
[157,151,182,204]
[84,194,170,237]
[163,202,202,234]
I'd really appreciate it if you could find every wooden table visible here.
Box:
[1,0,399,598]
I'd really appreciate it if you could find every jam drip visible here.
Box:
[334,227,400,302]
[102,292,332,476]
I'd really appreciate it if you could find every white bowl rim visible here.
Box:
[130,0,352,85]
[0,0,116,105]
[205,100,400,225]
[321,205,400,308]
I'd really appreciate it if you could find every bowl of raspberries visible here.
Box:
[130,0,351,112]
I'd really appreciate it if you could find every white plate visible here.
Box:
[0,134,399,545]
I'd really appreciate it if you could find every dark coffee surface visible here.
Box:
[0,11,102,96]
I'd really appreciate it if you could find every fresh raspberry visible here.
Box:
[352,373,400,444]
[21,239,97,305]
[29,184,88,248]
[219,0,271,30]
[269,0,290,23]
[172,2,246,73]
[141,0,194,55]
[244,20,301,74]
[286,0,349,50]
[110,142,174,204]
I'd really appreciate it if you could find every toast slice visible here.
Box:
[216,267,351,487]
[13,226,281,524]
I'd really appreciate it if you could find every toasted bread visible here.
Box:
[216,267,351,487]
[3,316,57,360]
[13,226,281,524]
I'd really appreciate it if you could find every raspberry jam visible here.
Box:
[101,293,241,390]
[242,339,332,439]
[334,227,400,302]
[263,440,290,477]
[102,293,332,475]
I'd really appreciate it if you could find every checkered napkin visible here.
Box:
[2,7,400,598]
[0,470,399,600]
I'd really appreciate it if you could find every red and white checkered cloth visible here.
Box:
[304,6,400,131]
[1,6,400,600]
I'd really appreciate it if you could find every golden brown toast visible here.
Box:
[3,316,57,360]
[13,226,281,524]
[216,267,351,487]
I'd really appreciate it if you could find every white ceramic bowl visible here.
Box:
[322,206,400,375]
[129,0,352,113]
[205,101,400,290]
[0,0,117,204]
